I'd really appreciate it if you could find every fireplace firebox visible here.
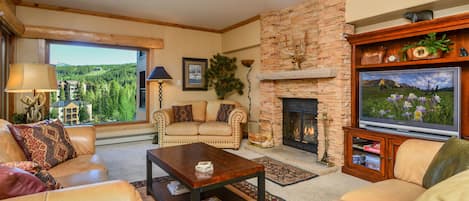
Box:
[282,98,318,153]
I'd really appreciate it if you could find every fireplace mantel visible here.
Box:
[257,68,337,80]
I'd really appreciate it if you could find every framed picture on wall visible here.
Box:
[182,57,208,91]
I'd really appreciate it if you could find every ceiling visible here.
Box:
[18,0,304,31]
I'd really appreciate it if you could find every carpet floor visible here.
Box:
[96,140,370,201]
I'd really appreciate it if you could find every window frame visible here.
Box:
[45,40,151,126]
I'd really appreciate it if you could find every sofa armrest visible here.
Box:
[6,180,142,201]
[153,109,174,145]
[153,109,173,126]
[228,107,248,126]
[65,125,96,155]
[227,107,247,149]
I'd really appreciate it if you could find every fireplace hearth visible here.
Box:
[282,98,318,153]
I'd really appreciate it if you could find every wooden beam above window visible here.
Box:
[22,25,164,49]
[0,0,25,34]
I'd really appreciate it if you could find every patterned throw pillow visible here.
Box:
[0,166,47,199]
[8,120,77,170]
[172,105,193,122]
[0,161,61,190]
[216,104,235,122]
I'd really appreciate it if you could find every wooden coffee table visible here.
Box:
[146,143,265,201]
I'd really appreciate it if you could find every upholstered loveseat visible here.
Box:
[153,100,247,149]
[0,119,142,201]
[341,139,469,201]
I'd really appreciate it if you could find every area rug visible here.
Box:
[252,156,318,186]
[131,176,285,201]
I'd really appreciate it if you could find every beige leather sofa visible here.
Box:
[153,100,247,149]
[341,139,454,201]
[0,119,142,201]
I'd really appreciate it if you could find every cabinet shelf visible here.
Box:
[356,56,469,69]
[352,147,380,155]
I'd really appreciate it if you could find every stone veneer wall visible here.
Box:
[258,0,354,165]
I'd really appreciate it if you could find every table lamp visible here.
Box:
[147,66,172,109]
[5,63,58,123]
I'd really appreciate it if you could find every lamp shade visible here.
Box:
[147,66,172,82]
[5,64,58,93]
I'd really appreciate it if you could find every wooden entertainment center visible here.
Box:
[343,13,469,182]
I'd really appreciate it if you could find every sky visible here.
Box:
[49,43,137,65]
[361,69,456,90]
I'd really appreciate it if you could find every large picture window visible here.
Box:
[47,41,147,125]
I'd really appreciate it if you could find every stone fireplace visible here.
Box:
[256,0,353,165]
[282,98,318,153]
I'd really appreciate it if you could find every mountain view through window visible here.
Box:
[48,42,147,125]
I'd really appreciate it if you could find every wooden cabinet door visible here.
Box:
[343,128,387,182]
[387,137,408,179]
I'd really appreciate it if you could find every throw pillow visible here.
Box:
[172,105,193,122]
[216,104,235,122]
[422,137,469,189]
[1,161,62,190]
[8,119,77,170]
[0,166,47,199]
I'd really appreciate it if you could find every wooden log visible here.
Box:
[0,0,25,35]
[22,25,164,49]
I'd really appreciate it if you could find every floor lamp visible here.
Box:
[147,66,172,144]
[147,66,172,109]
[5,64,58,123]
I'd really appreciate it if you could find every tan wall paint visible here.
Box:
[14,6,222,122]
[346,0,469,33]
[222,20,260,53]
[225,47,261,122]
[222,20,261,122]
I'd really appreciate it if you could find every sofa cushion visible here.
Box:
[0,166,46,199]
[8,120,77,169]
[206,100,240,121]
[55,170,108,188]
[166,122,200,136]
[422,138,469,189]
[0,119,27,163]
[172,105,193,122]
[394,139,443,186]
[340,179,425,201]
[172,101,207,122]
[198,122,231,136]
[216,104,235,122]
[48,154,107,179]
[416,169,469,201]
[1,161,61,190]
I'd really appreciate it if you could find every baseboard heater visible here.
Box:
[96,133,156,145]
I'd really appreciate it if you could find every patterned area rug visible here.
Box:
[131,176,285,201]
[252,156,318,186]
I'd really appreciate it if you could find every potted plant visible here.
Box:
[205,53,244,100]
[401,32,453,61]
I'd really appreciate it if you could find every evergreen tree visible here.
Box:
[50,108,59,119]
[79,106,90,123]
[118,87,135,121]
[60,86,66,101]
[77,81,86,101]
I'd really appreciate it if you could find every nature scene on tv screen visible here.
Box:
[360,70,455,125]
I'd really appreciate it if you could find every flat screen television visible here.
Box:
[359,67,460,140]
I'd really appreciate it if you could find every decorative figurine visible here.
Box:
[460,48,468,57]
[404,10,433,23]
